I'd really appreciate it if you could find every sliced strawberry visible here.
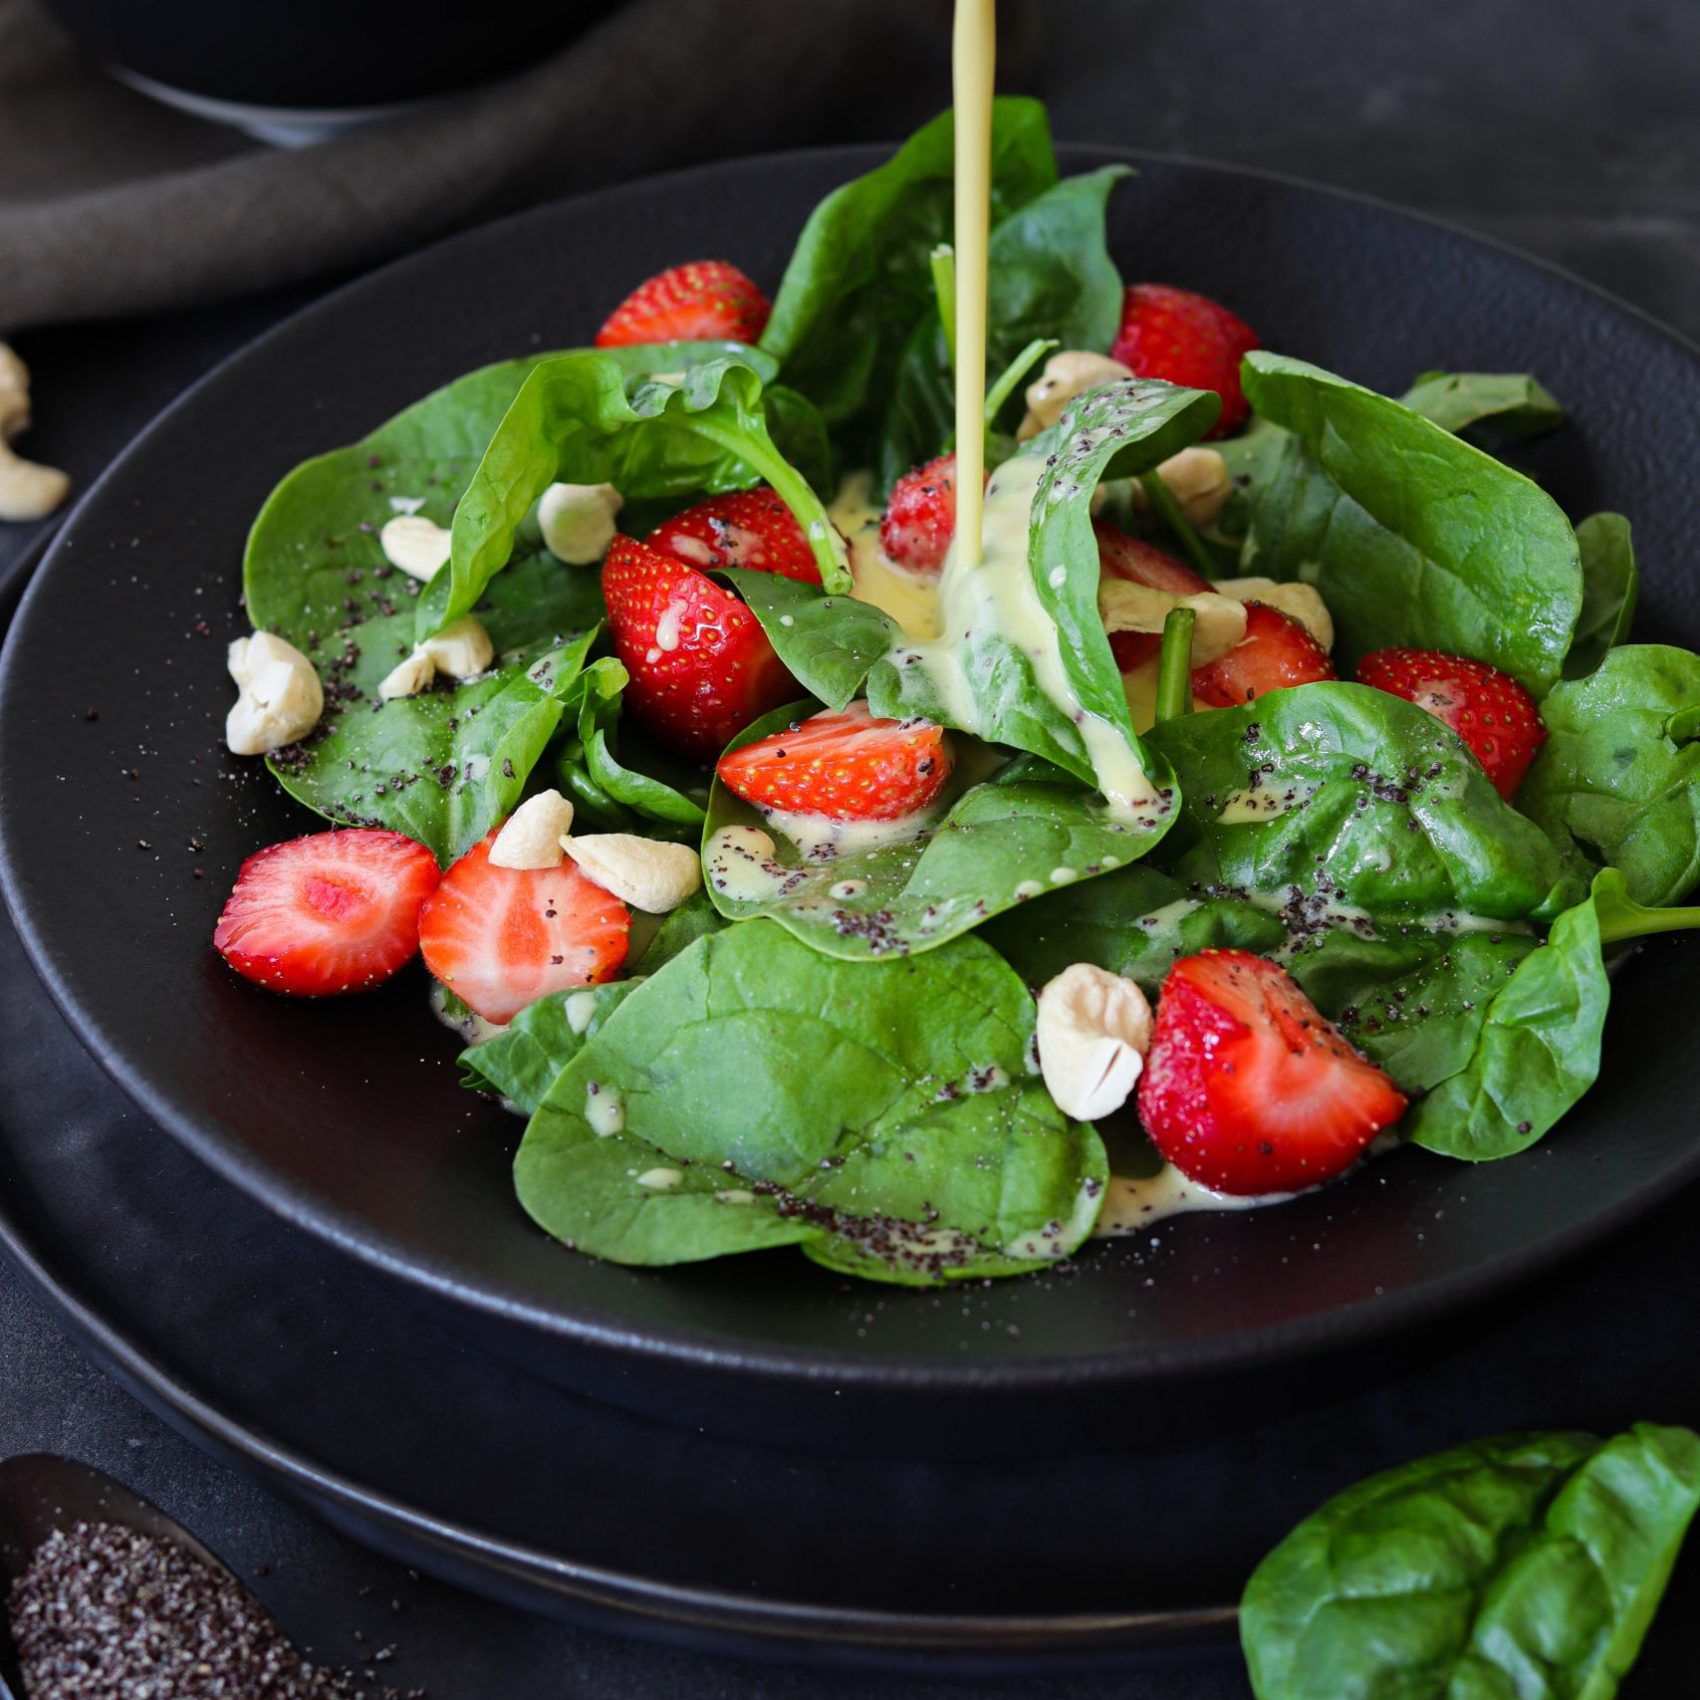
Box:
[1109,284,1260,438]
[717,700,952,822]
[1094,520,1212,671]
[1355,648,1546,799]
[1138,950,1406,1196]
[647,488,821,586]
[601,535,795,762]
[595,261,771,347]
[417,831,629,1024]
[213,828,439,997]
[1191,601,1335,707]
[881,453,966,576]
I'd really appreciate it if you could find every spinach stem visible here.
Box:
[1154,606,1197,723]
[1596,903,1700,947]
[1140,470,1218,580]
[982,337,1056,426]
[930,244,958,366]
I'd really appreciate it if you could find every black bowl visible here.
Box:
[4,145,1700,1455]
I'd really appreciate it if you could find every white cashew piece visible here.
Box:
[538,482,623,564]
[226,632,324,755]
[378,649,437,700]
[0,344,71,523]
[1146,446,1233,531]
[1017,350,1134,441]
[1099,582,1247,664]
[564,833,702,913]
[418,615,493,679]
[379,514,452,582]
[1213,577,1335,652]
[1036,963,1154,1122]
[490,790,575,870]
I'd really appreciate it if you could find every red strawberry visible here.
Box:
[213,828,439,997]
[417,831,630,1025]
[601,535,795,761]
[595,261,771,347]
[1094,520,1212,671]
[647,488,821,586]
[1355,649,1546,798]
[881,453,974,576]
[716,700,952,822]
[1138,950,1406,1196]
[1109,284,1260,437]
[1191,601,1335,707]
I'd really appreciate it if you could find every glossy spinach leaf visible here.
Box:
[759,99,1057,458]
[459,980,640,1115]
[1564,513,1639,679]
[1397,370,1564,437]
[422,350,846,638]
[266,561,601,863]
[718,569,901,711]
[1239,353,1582,692]
[877,164,1132,489]
[866,380,1216,809]
[1241,1423,1700,1700]
[513,923,1106,1286]
[703,712,1176,960]
[632,889,726,971]
[1519,644,1700,906]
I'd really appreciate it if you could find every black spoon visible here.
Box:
[0,1453,243,1697]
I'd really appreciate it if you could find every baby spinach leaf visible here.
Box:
[1239,353,1583,693]
[1241,1423,1700,1700]
[703,712,1175,960]
[877,165,1132,489]
[1564,513,1639,679]
[632,889,726,971]
[1397,370,1564,437]
[267,562,601,863]
[1592,865,1700,946]
[866,380,1215,809]
[512,923,1106,1286]
[1519,644,1700,906]
[760,99,1057,458]
[719,569,902,711]
[459,980,639,1115]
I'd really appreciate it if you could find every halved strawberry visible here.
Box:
[595,261,771,347]
[647,488,821,585]
[601,535,796,761]
[1355,648,1546,798]
[1109,284,1260,437]
[1138,950,1406,1196]
[881,453,967,576]
[417,831,630,1024]
[1191,601,1335,706]
[1094,520,1212,671]
[213,828,439,997]
[717,701,952,821]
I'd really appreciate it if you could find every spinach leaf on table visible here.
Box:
[759,99,1058,461]
[422,350,846,638]
[1241,1423,1700,1700]
[866,379,1216,804]
[1237,353,1583,693]
[513,923,1106,1286]
[877,164,1132,490]
[703,716,1176,960]
[1519,643,1700,906]
[459,980,639,1116]
[1564,513,1639,680]
[266,561,601,863]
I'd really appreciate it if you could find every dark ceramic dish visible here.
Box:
[3,146,1699,1455]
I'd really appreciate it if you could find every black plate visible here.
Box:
[4,147,1700,1452]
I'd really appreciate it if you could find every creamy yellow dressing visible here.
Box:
[952,0,995,567]
[1093,1169,1292,1237]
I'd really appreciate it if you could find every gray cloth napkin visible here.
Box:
[0,0,994,331]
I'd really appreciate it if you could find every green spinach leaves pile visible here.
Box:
[240,98,1700,1291]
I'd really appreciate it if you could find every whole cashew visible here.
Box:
[0,344,71,523]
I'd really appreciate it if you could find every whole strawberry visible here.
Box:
[1109,284,1260,437]
[596,261,771,347]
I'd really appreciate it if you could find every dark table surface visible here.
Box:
[5,2,1700,1695]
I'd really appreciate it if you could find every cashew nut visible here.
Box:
[1036,963,1154,1122]
[1213,577,1335,652]
[418,615,493,679]
[1145,446,1232,531]
[379,514,451,582]
[378,649,437,700]
[490,789,575,869]
[539,482,623,564]
[564,833,702,913]
[226,631,324,755]
[1017,350,1134,441]
[0,344,70,523]
[1099,582,1247,664]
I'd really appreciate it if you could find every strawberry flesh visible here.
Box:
[417,831,630,1025]
[717,701,952,822]
[1110,283,1260,437]
[214,828,440,997]
[602,535,796,761]
[1191,601,1335,706]
[1139,949,1407,1196]
[1095,520,1212,671]
[1355,648,1546,798]
[647,487,821,585]
[595,260,771,348]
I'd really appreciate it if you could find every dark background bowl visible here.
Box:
[34,0,627,111]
